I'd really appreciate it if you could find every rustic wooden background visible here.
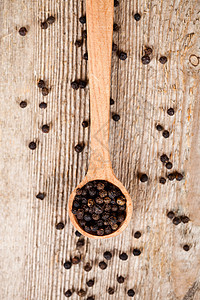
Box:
[0,0,200,299]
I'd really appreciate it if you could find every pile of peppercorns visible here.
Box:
[72,180,126,236]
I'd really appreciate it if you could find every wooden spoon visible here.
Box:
[68,0,132,239]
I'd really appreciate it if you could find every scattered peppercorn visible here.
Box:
[84,263,92,272]
[166,162,173,169]
[110,98,115,105]
[79,16,86,24]
[159,177,166,184]
[39,102,47,109]
[134,13,141,21]
[79,80,87,89]
[112,114,120,121]
[119,253,128,260]
[140,174,148,182]
[20,101,27,108]
[167,108,174,116]
[72,256,80,264]
[156,124,163,131]
[134,231,141,239]
[55,222,65,230]
[180,216,190,223]
[99,261,107,270]
[133,249,141,256]
[71,81,79,90]
[36,193,45,200]
[173,217,181,225]
[76,239,85,247]
[142,55,150,65]
[167,173,176,181]
[29,141,36,150]
[82,30,87,39]
[103,251,112,260]
[37,79,45,89]
[42,87,49,96]
[42,124,50,133]
[119,52,127,60]
[82,121,89,128]
[167,211,175,219]
[114,0,119,7]
[47,16,55,24]
[159,56,167,64]
[87,297,95,300]
[108,287,115,294]
[77,289,86,297]
[113,23,119,31]
[18,27,27,36]
[64,290,72,297]
[83,52,88,60]
[162,130,170,138]
[183,244,190,251]
[41,21,48,29]
[112,43,117,52]
[74,143,85,153]
[127,289,135,297]
[160,154,169,163]
[117,275,125,283]
[64,261,72,269]
[144,47,153,55]
[176,173,183,181]
[86,279,94,287]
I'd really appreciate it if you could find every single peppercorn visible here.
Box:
[114,0,119,7]
[163,130,170,138]
[156,124,163,131]
[79,16,86,24]
[74,143,84,153]
[140,174,148,182]
[64,261,72,269]
[134,231,141,239]
[160,154,169,163]
[110,98,115,105]
[113,23,119,31]
[167,173,176,181]
[41,21,48,29]
[99,261,107,270]
[133,248,141,256]
[159,177,166,184]
[47,16,55,24]
[64,290,72,297]
[183,244,190,251]
[87,297,95,300]
[103,251,112,260]
[86,279,94,287]
[76,239,85,247]
[112,114,120,121]
[167,108,174,116]
[142,55,150,65]
[180,216,190,223]
[117,275,124,284]
[55,222,65,230]
[112,43,117,52]
[173,217,181,225]
[75,39,83,47]
[39,102,47,109]
[127,289,135,297]
[84,263,92,272]
[77,289,86,297]
[72,256,80,264]
[176,173,183,181]
[108,287,115,294]
[134,13,141,21]
[79,80,87,89]
[166,162,173,169]
[37,79,45,89]
[119,52,127,60]
[36,192,45,200]
[42,87,49,96]
[159,56,167,64]
[29,141,36,150]
[144,47,153,55]
[71,81,79,90]
[167,211,175,219]
[83,52,88,60]
[20,101,27,108]
[18,27,27,36]
[82,30,87,39]
[119,253,128,260]
[42,124,50,133]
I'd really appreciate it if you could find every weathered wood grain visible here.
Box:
[0,0,200,300]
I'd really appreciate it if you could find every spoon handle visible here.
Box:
[86,0,114,175]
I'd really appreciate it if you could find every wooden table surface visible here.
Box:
[0,0,200,299]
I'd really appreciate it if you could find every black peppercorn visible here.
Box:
[20,101,27,108]
[162,130,170,138]
[144,47,153,55]
[99,261,107,270]
[183,244,190,251]
[39,102,47,109]
[159,177,166,184]
[42,87,49,96]
[180,216,190,223]
[134,231,141,239]
[134,13,141,21]
[114,0,119,7]
[119,52,127,60]
[47,16,55,24]
[160,154,169,163]
[74,143,84,153]
[176,173,183,181]
[119,253,128,260]
[82,30,87,39]
[110,98,115,105]
[41,124,49,133]
[64,261,72,269]
[166,162,173,169]
[84,263,92,272]
[127,289,135,297]
[72,256,80,264]
[108,287,115,294]
[103,251,112,260]
[41,21,48,29]
[167,173,176,181]
[64,290,72,297]
[167,211,175,219]
[156,124,163,131]
[159,56,167,64]
[37,80,45,89]
[76,239,85,247]
[71,81,79,90]
[112,114,120,121]
[79,80,87,89]
[140,174,148,182]
[56,222,65,230]
[167,108,174,116]
[97,228,105,236]
[19,27,27,36]
[83,52,88,60]
[113,23,119,31]
[173,217,181,225]
[133,249,141,256]
[82,120,89,128]
[77,289,86,297]
[117,275,125,283]
[75,39,83,47]
[86,279,94,287]
[29,141,36,150]
[142,55,150,65]
[79,15,86,24]
[87,297,95,300]
[36,192,45,200]
[112,43,117,52]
